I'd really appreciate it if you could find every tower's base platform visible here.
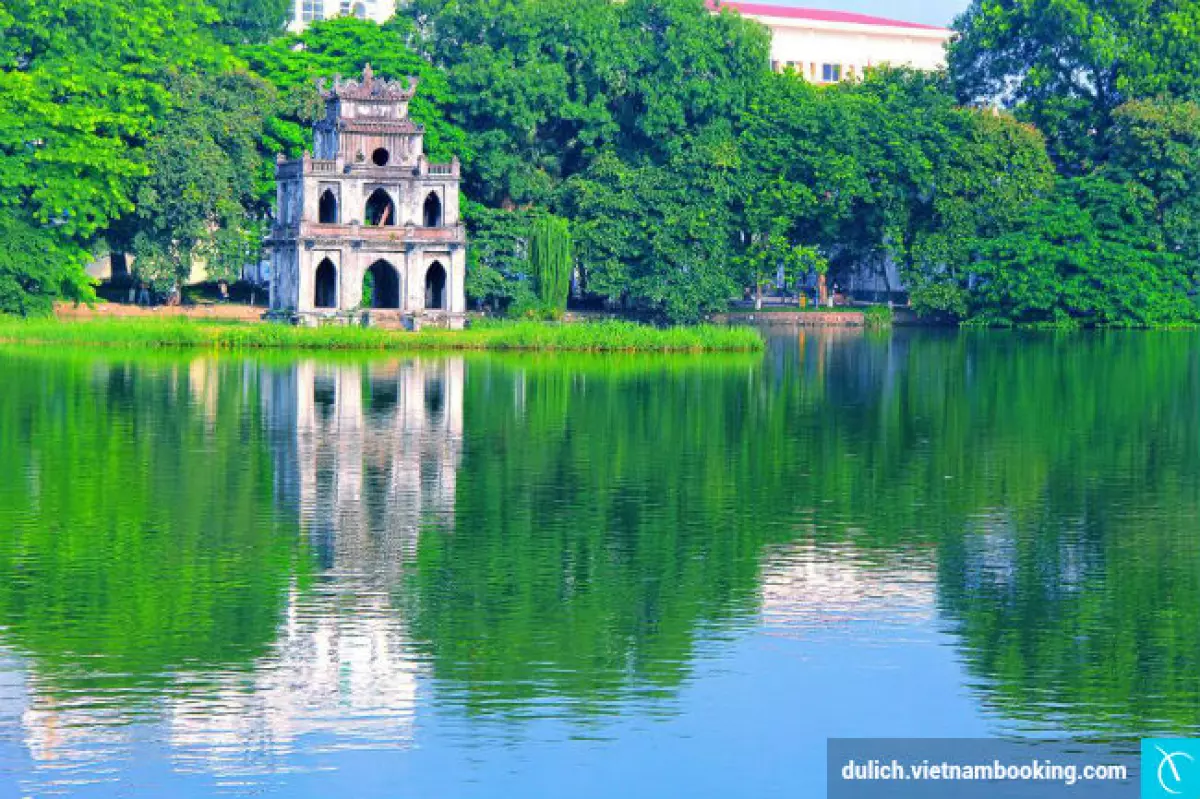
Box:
[263,309,468,331]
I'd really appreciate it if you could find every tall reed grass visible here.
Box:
[0,317,764,353]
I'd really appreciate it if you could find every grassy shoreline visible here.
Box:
[0,317,764,353]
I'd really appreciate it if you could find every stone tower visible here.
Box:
[267,65,466,327]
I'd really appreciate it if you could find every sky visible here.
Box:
[763,0,972,27]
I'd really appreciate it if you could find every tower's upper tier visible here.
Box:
[313,64,426,165]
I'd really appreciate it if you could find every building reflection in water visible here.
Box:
[167,358,465,777]
[759,541,936,633]
[8,356,465,788]
[266,358,464,577]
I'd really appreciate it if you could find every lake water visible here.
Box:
[0,330,1197,798]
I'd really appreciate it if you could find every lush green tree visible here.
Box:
[461,201,539,311]
[406,0,768,318]
[945,4,1200,323]
[619,0,771,156]
[118,70,275,293]
[814,69,954,287]
[733,71,840,296]
[737,68,965,296]
[560,154,644,307]
[967,175,1196,326]
[0,0,225,238]
[904,109,1057,317]
[0,0,227,312]
[1106,98,1200,273]
[241,16,469,167]
[949,0,1200,170]
[211,0,291,44]
[565,149,737,322]
[0,211,95,316]
[410,0,625,206]
[412,0,768,206]
[530,214,573,312]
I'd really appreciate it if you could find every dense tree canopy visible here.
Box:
[967,175,1194,326]
[0,214,93,315]
[0,0,229,312]
[1,0,1198,324]
[949,0,1200,171]
[117,71,276,292]
[1106,98,1200,271]
[211,0,291,44]
[240,16,469,165]
[0,0,224,239]
[409,0,772,320]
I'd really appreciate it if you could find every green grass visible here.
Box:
[863,305,894,328]
[0,317,764,353]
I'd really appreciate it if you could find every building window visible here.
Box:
[334,0,367,18]
[318,189,338,224]
[821,63,842,83]
[302,0,323,21]
[423,191,443,227]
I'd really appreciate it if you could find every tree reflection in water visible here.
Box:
[0,331,1196,795]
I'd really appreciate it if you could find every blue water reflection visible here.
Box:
[0,330,1196,797]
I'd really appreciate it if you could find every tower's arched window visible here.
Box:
[314,258,337,309]
[425,261,447,310]
[423,191,442,227]
[318,189,338,224]
[371,148,390,167]
[365,188,396,226]
[364,259,400,309]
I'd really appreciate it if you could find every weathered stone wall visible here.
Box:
[713,311,867,326]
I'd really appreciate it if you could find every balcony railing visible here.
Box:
[278,155,461,178]
[300,221,466,243]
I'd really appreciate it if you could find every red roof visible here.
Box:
[711,2,947,32]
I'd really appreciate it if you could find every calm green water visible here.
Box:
[0,331,1197,798]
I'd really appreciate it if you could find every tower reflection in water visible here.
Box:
[9,357,465,786]
[168,358,464,775]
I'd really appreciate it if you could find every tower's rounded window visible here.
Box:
[371,148,390,167]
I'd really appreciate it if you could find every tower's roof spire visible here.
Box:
[317,66,418,102]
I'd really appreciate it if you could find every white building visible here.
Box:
[286,2,951,84]
[288,0,396,31]
[714,2,953,82]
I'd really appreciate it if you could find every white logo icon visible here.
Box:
[1157,745,1195,795]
